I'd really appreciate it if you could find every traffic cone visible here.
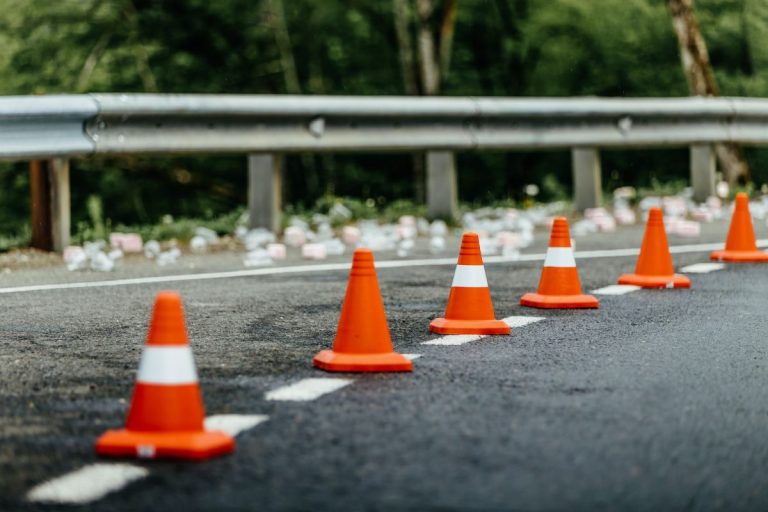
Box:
[429,232,510,335]
[96,292,234,460]
[313,249,412,372]
[618,207,691,288]
[710,192,768,263]
[520,217,599,309]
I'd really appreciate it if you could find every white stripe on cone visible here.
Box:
[543,247,576,268]
[136,346,198,384]
[450,265,488,287]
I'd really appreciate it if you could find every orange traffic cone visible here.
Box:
[429,232,510,335]
[96,292,234,460]
[618,207,691,288]
[520,217,599,309]
[313,249,412,372]
[711,192,768,263]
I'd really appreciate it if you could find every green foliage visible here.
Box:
[636,178,690,200]
[1,0,768,238]
[73,207,246,245]
[381,200,427,223]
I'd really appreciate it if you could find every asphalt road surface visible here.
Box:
[2,221,768,511]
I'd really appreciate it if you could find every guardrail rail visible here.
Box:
[2,94,763,250]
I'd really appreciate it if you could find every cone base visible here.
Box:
[96,428,234,460]
[313,349,413,373]
[618,273,691,289]
[428,317,510,335]
[710,249,768,263]
[520,292,599,309]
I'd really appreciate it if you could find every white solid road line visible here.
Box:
[27,414,267,505]
[265,378,353,402]
[27,463,149,505]
[680,262,726,273]
[592,284,642,295]
[1,239,764,295]
[403,353,422,360]
[204,414,269,437]
[422,316,544,345]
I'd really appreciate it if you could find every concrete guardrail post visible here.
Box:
[571,148,602,212]
[426,151,458,220]
[248,153,283,233]
[690,144,716,202]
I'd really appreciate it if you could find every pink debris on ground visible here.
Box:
[341,226,361,245]
[109,233,143,253]
[284,226,307,247]
[301,243,327,260]
[267,243,287,260]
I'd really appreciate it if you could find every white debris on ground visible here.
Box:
[143,240,161,259]
[62,181,768,273]
[63,240,123,272]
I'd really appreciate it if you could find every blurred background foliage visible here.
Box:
[0,0,767,237]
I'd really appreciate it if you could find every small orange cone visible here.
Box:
[711,192,768,263]
[520,217,599,309]
[96,292,234,460]
[313,249,412,372]
[618,207,691,288]
[429,232,510,335]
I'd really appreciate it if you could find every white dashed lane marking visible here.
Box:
[27,415,268,505]
[502,315,546,328]
[422,334,484,346]
[421,316,544,346]
[27,464,149,505]
[204,414,269,436]
[592,284,642,295]
[681,262,725,273]
[265,378,353,402]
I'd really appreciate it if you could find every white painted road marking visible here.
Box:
[592,284,642,295]
[2,240,765,295]
[265,378,353,402]
[403,353,422,360]
[422,334,484,346]
[27,414,267,505]
[422,316,544,345]
[204,414,269,437]
[27,463,149,505]
[681,262,725,274]
[502,315,546,328]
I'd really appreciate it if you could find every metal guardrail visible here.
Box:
[1,93,763,251]
[2,94,768,159]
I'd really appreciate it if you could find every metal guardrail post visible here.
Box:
[50,158,71,252]
[426,151,458,220]
[30,160,53,251]
[248,153,283,233]
[690,144,716,202]
[571,148,602,211]
[29,159,71,252]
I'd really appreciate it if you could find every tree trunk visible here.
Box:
[394,1,460,203]
[393,0,419,95]
[416,0,440,95]
[667,0,749,185]
[438,0,458,80]
[266,0,301,94]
